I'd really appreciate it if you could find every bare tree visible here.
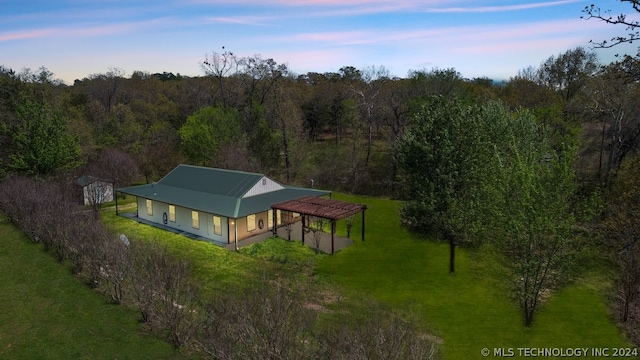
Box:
[83,148,141,187]
[351,65,389,167]
[196,277,317,360]
[582,2,640,48]
[128,240,200,348]
[202,48,238,108]
[315,302,441,360]
[308,216,327,252]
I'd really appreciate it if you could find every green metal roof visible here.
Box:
[117,165,330,218]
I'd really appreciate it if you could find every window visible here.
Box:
[268,210,273,230]
[192,211,199,229]
[213,216,222,236]
[169,205,176,222]
[276,209,282,226]
[247,214,256,231]
[146,199,153,216]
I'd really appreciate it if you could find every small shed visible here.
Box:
[75,175,114,206]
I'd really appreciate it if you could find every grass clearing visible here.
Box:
[0,217,177,360]
[2,193,632,359]
[316,194,631,359]
[101,211,266,295]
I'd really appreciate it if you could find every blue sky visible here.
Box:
[1,0,638,84]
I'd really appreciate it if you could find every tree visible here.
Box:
[197,277,317,359]
[308,216,327,252]
[601,155,640,323]
[2,96,81,176]
[128,240,200,348]
[351,65,389,166]
[178,106,243,166]
[202,48,238,108]
[536,47,599,106]
[582,1,640,48]
[315,302,441,359]
[395,96,485,273]
[83,147,141,188]
[487,109,576,327]
[584,62,640,183]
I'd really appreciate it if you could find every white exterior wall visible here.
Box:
[136,197,229,244]
[242,176,284,198]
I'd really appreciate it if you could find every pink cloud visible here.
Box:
[0,18,177,42]
[207,16,275,26]
[425,0,581,13]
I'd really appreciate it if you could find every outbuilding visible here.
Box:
[75,175,114,206]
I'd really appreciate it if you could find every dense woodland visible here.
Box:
[0,47,637,193]
[2,2,640,355]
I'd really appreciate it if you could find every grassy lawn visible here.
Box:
[0,216,178,360]
[2,193,633,360]
[101,211,267,295]
[315,194,632,359]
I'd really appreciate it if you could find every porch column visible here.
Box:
[272,208,276,237]
[234,219,238,251]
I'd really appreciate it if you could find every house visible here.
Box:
[116,164,331,245]
[75,175,114,205]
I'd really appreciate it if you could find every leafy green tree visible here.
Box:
[2,96,81,175]
[395,96,486,273]
[488,110,576,327]
[178,106,242,165]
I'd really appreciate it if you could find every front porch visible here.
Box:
[119,212,353,253]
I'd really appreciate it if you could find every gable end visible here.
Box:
[242,176,284,198]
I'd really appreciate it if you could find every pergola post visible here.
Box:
[301,214,305,246]
[331,220,336,255]
[115,191,119,215]
[361,208,365,242]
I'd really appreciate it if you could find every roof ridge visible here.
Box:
[175,164,265,177]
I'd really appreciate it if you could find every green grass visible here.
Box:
[2,194,633,360]
[101,211,265,295]
[316,194,631,359]
[0,217,177,360]
[239,237,324,268]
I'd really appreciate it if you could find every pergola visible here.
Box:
[271,196,367,254]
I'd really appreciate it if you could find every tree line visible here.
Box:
[1,46,636,194]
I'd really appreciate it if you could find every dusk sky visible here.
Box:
[2,0,638,84]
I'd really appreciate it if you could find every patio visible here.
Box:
[227,221,354,254]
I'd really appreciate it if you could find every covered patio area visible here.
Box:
[226,221,354,254]
[270,196,367,254]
